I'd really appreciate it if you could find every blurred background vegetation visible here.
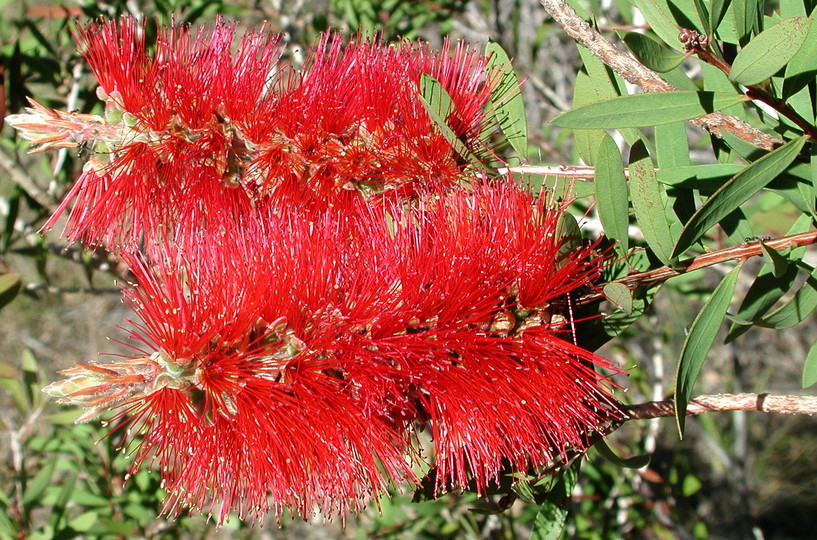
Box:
[1,0,816,538]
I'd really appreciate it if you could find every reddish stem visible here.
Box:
[580,230,817,304]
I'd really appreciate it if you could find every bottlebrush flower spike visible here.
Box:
[44,181,621,524]
[5,17,508,248]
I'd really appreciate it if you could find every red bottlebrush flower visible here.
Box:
[7,18,507,248]
[45,180,621,524]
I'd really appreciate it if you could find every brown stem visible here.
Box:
[579,230,817,304]
[625,393,817,419]
[538,0,783,151]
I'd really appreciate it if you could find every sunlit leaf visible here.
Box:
[730,17,811,85]
[594,134,630,253]
[657,164,745,187]
[571,71,606,165]
[676,263,742,436]
[630,0,686,49]
[654,121,690,168]
[419,74,478,164]
[786,15,817,77]
[530,464,578,540]
[709,0,728,31]
[623,32,685,72]
[485,41,528,158]
[732,0,763,45]
[603,282,634,314]
[672,137,807,257]
[759,242,790,278]
[594,438,650,468]
[756,264,817,329]
[551,92,747,129]
[629,140,675,264]
[726,215,811,341]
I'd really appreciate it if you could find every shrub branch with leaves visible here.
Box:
[2,0,817,538]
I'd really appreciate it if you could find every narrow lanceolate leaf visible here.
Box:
[655,122,690,168]
[756,264,817,329]
[629,141,674,264]
[551,92,747,129]
[672,136,807,257]
[623,32,685,73]
[709,0,729,32]
[733,0,762,45]
[419,74,478,164]
[485,41,528,158]
[594,134,629,253]
[786,16,817,78]
[675,263,742,436]
[630,0,686,49]
[690,0,712,35]
[759,242,790,278]
[726,214,812,341]
[729,17,811,85]
[803,339,817,388]
[594,438,650,469]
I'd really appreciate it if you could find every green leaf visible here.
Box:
[629,140,675,264]
[556,213,582,261]
[67,511,99,533]
[603,282,634,314]
[690,0,712,35]
[657,164,745,187]
[22,458,57,507]
[675,263,742,436]
[782,16,817,100]
[623,32,685,72]
[0,273,21,310]
[732,0,763,45]
[551,91,747,129]
[786,16,817,78]
[672,136,807,257]
[720,208,755,245]
[803,339,817,388]
[759,242,790,278]
[579,283,660,351]
[682,474,703,496]
[529,464,578,540]
[594,438,651,468]
[756,264,817,329]
[709,0,729,31]
[655,121,690,168]
[594,134,630,253]
[571,71,606,165]
[729,17,811,85]
[48,472,78,531]
[21,349,42,410]
[485,41,528,158]
[726,215,811,341]
[419,74,478,164]
[630,0,685,50]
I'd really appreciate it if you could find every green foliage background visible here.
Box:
[1,0,816,538]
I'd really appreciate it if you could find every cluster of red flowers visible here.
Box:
[9,18,622,525]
